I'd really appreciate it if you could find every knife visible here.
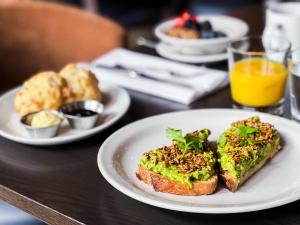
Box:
[95,64,192,89]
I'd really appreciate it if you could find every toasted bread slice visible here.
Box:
[220,144,281,192]
[136,165,218,196]
[217,116,282,192]
[136,128,218,196]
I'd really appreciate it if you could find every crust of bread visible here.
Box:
[136,165,218,196]
[220,145,281,192]
[59,64,101,103]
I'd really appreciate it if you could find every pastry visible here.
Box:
[59,64,101,103]
[14,72,65,116]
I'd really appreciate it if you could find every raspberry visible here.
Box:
[191,15,198,23]
[174,17,184,27]
[181,11,191,21]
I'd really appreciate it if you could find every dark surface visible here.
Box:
[1,6,299,225]
[0,63,299,225]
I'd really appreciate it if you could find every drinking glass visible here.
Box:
[289,49,300,121]
[227,36,291,115]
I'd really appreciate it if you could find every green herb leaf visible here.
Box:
[166,128,206,157]
[166,128,186,144]
[176,142,186,150]
[185,135,204,150]
[234,125,257,138]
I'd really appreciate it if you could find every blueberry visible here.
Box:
[184,19,198,30]
[184,20,193,28]
[215,31,227,38]
[196,23,202,32]
[201,21,212,31]
[202,30,215,39]
[191,23,199,30]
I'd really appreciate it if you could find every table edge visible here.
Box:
[0,184,83,225]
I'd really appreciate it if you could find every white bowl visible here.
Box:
[154,15,249,55]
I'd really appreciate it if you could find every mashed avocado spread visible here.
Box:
[217,116,281,178]
[139,128,216,188]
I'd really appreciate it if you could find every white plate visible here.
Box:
[0,82,130,146]
[98,109,300,213]
[156,42,228,63]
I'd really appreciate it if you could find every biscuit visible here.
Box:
[14,72,65,116]
[59,64,101,103]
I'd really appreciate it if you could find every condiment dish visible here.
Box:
[20,110,63,138]
[60,100,104,130]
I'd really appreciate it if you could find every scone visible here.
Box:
[14,72,65,116]
[59,64,101,103]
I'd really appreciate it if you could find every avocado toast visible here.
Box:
[136,128,218,196]
[217,116,281,192]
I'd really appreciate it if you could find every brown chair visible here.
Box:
[0,0,124,91]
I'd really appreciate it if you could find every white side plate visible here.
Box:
[98,109,300,213]
[0,82,130,145]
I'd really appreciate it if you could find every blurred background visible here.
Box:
[0,0,266,92]
[49,0,264,49]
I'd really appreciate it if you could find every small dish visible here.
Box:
[154,15,249,55]
[20,110,63,138]
[60,100,104,130]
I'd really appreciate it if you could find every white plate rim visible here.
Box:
[0,82,130,146]
[97,109,300,214]
[156,42,228,63]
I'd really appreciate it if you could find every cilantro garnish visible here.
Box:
[234,125,258,145]
[166,128,204,157]
[166,128,185,144]
[234,125,257,138]
[185,135,204,150]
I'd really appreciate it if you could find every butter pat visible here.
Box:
[30,110,61,128]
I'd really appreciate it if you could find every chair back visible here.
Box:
[0,0,124,90]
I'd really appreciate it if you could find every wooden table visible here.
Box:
[1,61,299,225]
[1,6,299,225]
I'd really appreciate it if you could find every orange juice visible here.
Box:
[230,58,288,107]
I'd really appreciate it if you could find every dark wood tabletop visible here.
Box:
[1,61,299,225]
[1,4,300,225]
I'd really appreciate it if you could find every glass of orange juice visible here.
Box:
[228,36,291,115]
